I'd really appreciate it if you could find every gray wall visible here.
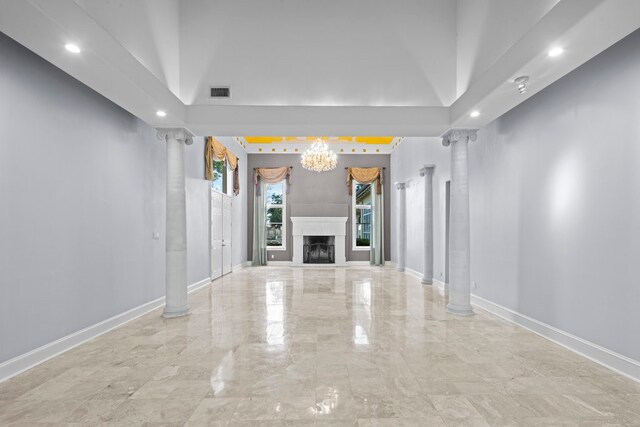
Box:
[185,136,211,285]
[0,32,210,363]
[391,28,640,362]
[390,137,450,281]
[470,28,640,362]
[247,154,391,262]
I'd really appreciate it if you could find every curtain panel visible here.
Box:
[205,136,240,195]
[254,167,292,195]
[370,181,385,266]
[252,181,267,266]
[346,167,383,195]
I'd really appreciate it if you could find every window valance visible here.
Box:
[346,167,383,195]
[254,167,292,194]
[205,137,240,195]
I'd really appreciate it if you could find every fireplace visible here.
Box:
[291,217,347,266]
[303,236,335,264]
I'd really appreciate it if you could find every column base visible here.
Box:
[162,304,190,318]
[446,303,474,316]
[396,266,405,272]
[421,277,433,284]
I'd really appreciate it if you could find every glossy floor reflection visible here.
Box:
[1,266,640,426]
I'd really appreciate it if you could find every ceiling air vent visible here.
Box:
[210,86,231,98]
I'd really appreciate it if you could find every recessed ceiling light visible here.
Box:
[470,111,480,118]
[548,47,564,57]
[156,110,167,117]
[64,43,81,54]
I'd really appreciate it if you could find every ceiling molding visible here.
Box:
[244,142,396,155]
[450,0,640,128]
[186,105,450,137]
[0,0,186,127]
[1,0,639,137]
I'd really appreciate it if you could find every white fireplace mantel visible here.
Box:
[291,217,347,266]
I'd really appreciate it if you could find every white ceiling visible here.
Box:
[179,0,457,107]
[1,0,639,137]
[456,0,560,97]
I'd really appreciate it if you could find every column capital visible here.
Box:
[395,182,407,190]
[419,164,436,177]
[441,129,478,147]
[156,127,194,145]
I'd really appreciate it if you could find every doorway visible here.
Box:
[211,189,233,280]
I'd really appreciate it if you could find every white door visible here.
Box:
[211,190,223,280]
[222,194,233,274]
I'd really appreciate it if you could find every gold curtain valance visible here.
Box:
[254,167,292,194]
[347,167,383,195]
[205,137,240,195]
[254,166,292,184]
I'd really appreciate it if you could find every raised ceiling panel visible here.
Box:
[75,0,181,97]
[456,0,559,97]
[2,0,638,135]
[179,0,457,107]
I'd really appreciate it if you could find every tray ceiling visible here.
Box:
[1,0,639,137]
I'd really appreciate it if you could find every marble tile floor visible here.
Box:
[1,266,640,426]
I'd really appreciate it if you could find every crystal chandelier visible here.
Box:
[300,139,338,172]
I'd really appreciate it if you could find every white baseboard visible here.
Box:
[232,261,251,271]
[0,277,212,383]
[256,261,375,267]
[189,277,213,292]
[470,294,640,383]
[347,261,370,266]
[403,266,423,280]
[432,278,447,292]
[266,261,292,266]
[392,264,437,285]
[397,268,640,383]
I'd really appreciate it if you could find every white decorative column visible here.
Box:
[419,165,435,284]
[442,129,477,316]
[157,128,193,318]
[395,182,407,272]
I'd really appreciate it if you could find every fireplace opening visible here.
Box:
[303,236,335,264]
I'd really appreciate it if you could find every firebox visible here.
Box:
[303,236,335,264]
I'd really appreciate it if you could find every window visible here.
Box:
[266,181,286,250]
[353,181,372,249]
[211,159,227,194]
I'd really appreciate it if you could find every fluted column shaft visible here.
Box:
[157,128,193,318]
[395,182,407,272]
[442,129,477,316]
[420,165,435,284]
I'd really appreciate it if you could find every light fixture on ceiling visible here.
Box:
[156,110,167,117]
[548,47,564,57]
[64,43,81,54]
[514,76,529,94]
[300,139,337,172]
[470,110,480,118]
